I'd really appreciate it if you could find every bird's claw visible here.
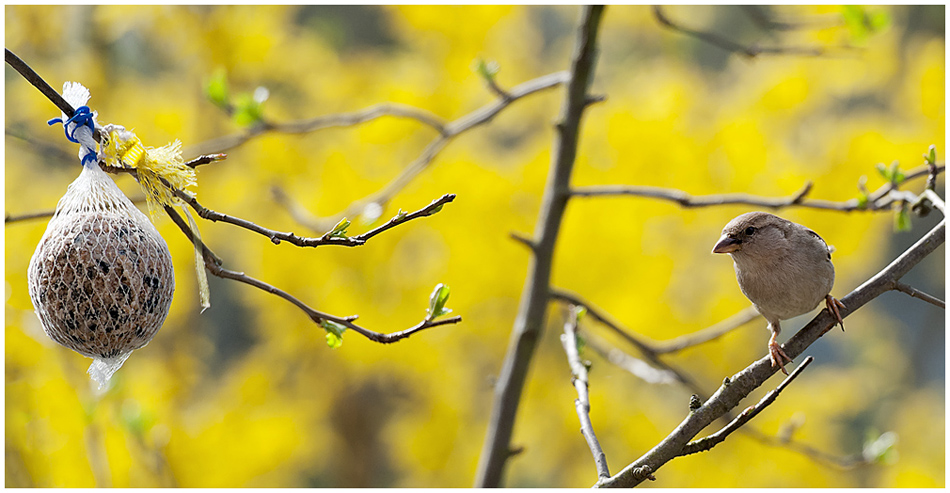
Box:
[768,340,792,375]
[825,295,845,331]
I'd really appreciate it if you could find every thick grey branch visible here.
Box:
[678,356,814,456]
[475,6,605,487]
[597,218,945,487]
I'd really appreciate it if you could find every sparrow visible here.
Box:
[712,211,845,375]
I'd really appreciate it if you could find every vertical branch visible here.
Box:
[475,5,605,487]
[561,307,610,480]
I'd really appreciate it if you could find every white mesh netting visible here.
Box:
[27,162,174,389]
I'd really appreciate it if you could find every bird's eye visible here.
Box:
[744,226,756,236]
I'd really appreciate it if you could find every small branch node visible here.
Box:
[509,231,538,251]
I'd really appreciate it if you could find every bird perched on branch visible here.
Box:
[712,211,845,375]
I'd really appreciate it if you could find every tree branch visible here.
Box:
[5,48,104,142]
[186,103,449,157]
[678,356,814,456]
[475,6,605,487]
[652,6,841,59]
[570,164,944,211]
[548,288,707,395]
[561,306,610,480]
[6,196,148,224]
[101,165,455,248]
[161,205,461,344]
[651,306,760,355]
[583,333,678,385]
[891,281,945,309]
[195,71,569,233]
[597,218,945,487]
[743,428,874,470]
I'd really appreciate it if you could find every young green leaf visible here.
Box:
[326,332,343,349]
[856,193,869,210]
[842,6,869,43]
[426,283,452,321]
[875,162,889,181]
[863,431,898,465]
[233,92,264,126]
[575,331,586,355]
[205,69,230,108]
[856,175,870,209]
[321,320,347,348]
[926,144,937,166]
[889,161,905,184]
[326,218,351,238]
[472,58,500,82]
[842,6,889,44]
[867,9,891,34]
[895,204,912,232]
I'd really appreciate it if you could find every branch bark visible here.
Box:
[161,205,461,344]
[570,164,944,211]
[475,6,605,487]
[561,307,610,479]
[226,71,570,233]
[678,356,814,456]
[597,218,945,487]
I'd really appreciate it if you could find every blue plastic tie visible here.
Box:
[47,105,96,144]
[80,152,98,167]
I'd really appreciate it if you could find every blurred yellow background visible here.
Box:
[5,5,944,487]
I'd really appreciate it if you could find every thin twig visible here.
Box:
[270,185,323,229]
[508,231,538,251]
[162,205,461,344]
[550,289,760,357]
[184,153,228,168]
[678,356,814,456]
[5,48,104,142]
[6,128,76,162]
[485,76,513,101]
[270,71,570,233]
[475,7,605,487]
[570,165,944,212]
[892,281,945,309]
[549,288,706,395]
[561,306,610,480]
[584,332,678,385]
[652,6,837,59]
[102,164,455,248]
[6,196,149,224]
[186,103,449,157]
[598,219,945,487]
[742,428,872,470]
[739,6,798,31]
[738,6,842,32]
[652,306,761,354]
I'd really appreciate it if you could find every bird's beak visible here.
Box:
[712,235,741,254]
